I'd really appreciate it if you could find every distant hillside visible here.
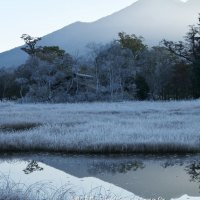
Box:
[0,0,199,68]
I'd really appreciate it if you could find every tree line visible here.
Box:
[0,15,200,102]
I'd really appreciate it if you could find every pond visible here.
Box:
[0,153,199,200]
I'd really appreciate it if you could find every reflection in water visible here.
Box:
[159,159,200,193]
[0,154,200,199]
[161,160,184,168]
[23,160,43,174]
[88,160,145,175]
[186,163,200,183]
[184,162,200,193]
[161,160,200,183]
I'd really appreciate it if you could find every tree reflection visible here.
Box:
[88,160,145,175]
[161,160,200,192]
[185,162,200,183]
[23,160,43,174]
[161,160,184,168]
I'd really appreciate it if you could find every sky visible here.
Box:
[0,0,139,53]
[0,0,188,53]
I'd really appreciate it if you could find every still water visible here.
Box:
[0,153,199,200]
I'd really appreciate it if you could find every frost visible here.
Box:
[0,100,199,153]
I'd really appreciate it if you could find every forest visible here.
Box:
[0,16,200,102]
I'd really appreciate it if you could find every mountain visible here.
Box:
[0,0,199,68]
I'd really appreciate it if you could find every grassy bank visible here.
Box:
[0,101,200,154]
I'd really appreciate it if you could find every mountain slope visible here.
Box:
[0,0,199,68]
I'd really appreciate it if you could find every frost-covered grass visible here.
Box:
[0,100,200,153]
[0,175,198,200]
[0,176,129,200]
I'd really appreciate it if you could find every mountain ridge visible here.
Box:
[0,0,199,68]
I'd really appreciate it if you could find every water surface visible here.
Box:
[0,153,199,199]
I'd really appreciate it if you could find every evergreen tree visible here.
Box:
[135,74,149,100]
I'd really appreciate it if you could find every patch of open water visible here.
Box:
[0,153,199,200]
